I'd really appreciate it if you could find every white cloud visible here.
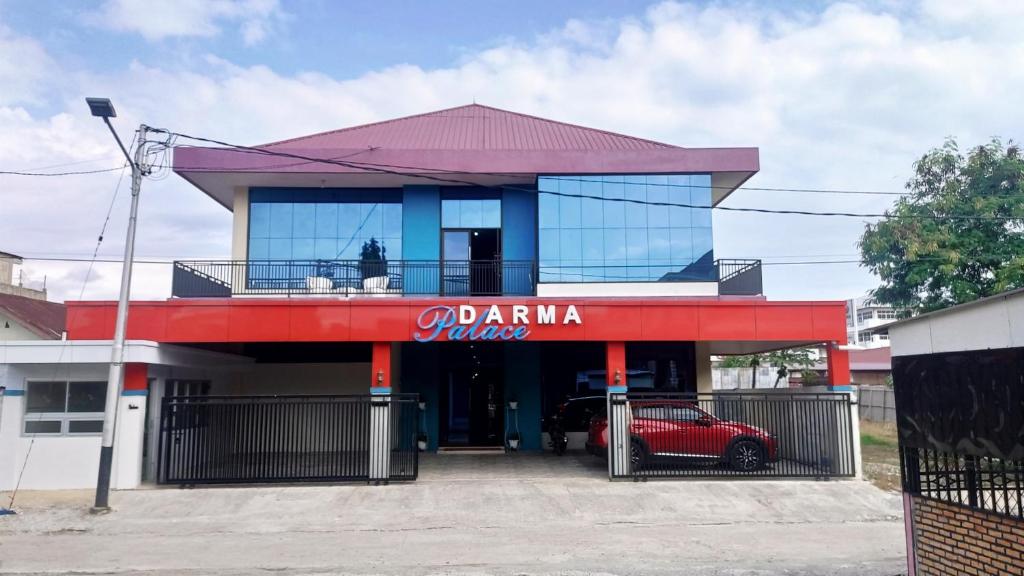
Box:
[0,25,57,105]
[1,1,1023,303]
[91,0,285,44]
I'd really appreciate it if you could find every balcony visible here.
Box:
[715,259,763,296]
[171,259,537,298]
[171,258,762,298]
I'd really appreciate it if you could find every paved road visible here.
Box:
[0,454,907,575]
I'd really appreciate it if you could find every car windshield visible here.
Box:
[633,404,705,422]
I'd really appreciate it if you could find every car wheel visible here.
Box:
[630,440,647,470]
[729,439,764,472]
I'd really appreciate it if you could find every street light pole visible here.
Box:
[85,98,149,512]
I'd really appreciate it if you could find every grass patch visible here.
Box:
[859,420,901,492]
[861,432,898,448]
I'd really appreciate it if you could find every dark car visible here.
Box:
[544,396,606,433]
[586,400,778,471]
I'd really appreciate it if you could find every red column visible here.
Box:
[123,363,148,395]
[826,345,851,389]
[371,342,392,394]
[606,341,627,391]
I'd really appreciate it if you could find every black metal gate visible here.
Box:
[608,392,856,479]
[158,394,419,485]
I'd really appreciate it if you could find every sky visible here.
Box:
[0,0,1022,303]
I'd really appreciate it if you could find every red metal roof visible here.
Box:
[263,104,677,151]
[173,103,759,210]
[0,293,65,339]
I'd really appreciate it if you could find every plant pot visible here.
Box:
[417,435,428,451]
[508,401,518,410]
[508,438,520,450]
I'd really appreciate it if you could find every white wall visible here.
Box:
[537,282,718,298]
[0,311,42,341]
[0,363,141,491]
[890,291,1024,357]
[231,187,248,261]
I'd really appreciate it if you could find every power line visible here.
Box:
[7,159,131,512]
[19,251,1024,268]
[150,129,1022,221]
[0,167,125,176]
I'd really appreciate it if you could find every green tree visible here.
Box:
[860,139,1024,314]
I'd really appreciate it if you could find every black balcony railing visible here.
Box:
[715,259,762,296]
[171,258,763,298]
[171,259,537,298]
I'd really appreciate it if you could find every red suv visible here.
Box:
[586,400,778,471]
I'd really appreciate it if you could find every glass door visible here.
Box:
[442,230,470,296]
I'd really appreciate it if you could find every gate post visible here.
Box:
[369,342,392,484]
[369,394,391,483]
[606,342,630,480]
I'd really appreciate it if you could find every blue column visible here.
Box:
[504,341,542,451]
[402,186,441,294]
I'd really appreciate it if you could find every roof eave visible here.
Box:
[173,146,759,211]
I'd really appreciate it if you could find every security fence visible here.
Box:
[158,394,419,485]
[608,391,856,479]
[894,348,1024,520]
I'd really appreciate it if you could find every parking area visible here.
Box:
[0,460,907,576]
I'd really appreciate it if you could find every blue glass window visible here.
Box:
[442,199,501,228]
[536,174,714,282]
[248,189,402,266]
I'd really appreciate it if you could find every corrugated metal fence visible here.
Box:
[858,386,896,423]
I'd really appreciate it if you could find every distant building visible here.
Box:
[846,294,899,348]
[0,251,46,301]
[0,251,63,341]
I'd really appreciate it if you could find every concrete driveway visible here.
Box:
[0,453,907,575]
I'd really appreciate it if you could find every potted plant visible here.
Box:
[417,434,428,452]
[507,431,521,451]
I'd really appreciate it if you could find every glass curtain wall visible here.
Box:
[537,175,713,282]
[247,188,402,288]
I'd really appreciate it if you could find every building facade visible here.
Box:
[846,294,899,348]
[2,104,853,489]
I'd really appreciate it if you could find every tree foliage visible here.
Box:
[860,139,1024,314]
[719,348,817,387]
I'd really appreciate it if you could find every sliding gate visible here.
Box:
[158,394,419,485]
[608,391,857,480]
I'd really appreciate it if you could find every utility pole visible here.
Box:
[85,98,149,512]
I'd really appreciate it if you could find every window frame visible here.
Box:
[22,379,108,437]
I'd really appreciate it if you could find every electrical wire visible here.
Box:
[7,159,131,511]
[0,167,125,176]
[149,128,1023,221]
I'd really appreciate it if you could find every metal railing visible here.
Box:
[171,259,537,297]
[157,394,419,485]
[901,447,1023,520]
[608,391,856,479]
[171,258,762,297]
[715,259,763,296]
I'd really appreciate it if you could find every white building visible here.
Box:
[846,294,900,349]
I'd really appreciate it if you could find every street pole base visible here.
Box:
[89,506,112,515]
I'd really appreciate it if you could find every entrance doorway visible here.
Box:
[442,228,502,295]
[439,343,504,447]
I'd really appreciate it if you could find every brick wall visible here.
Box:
[912,496,1024,575]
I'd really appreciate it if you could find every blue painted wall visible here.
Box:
[400,342,440,451]
[402,185,441,293]
[501,186,537,294]
[504,342,542,451]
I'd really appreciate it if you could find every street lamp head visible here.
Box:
[85,97,116,119]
